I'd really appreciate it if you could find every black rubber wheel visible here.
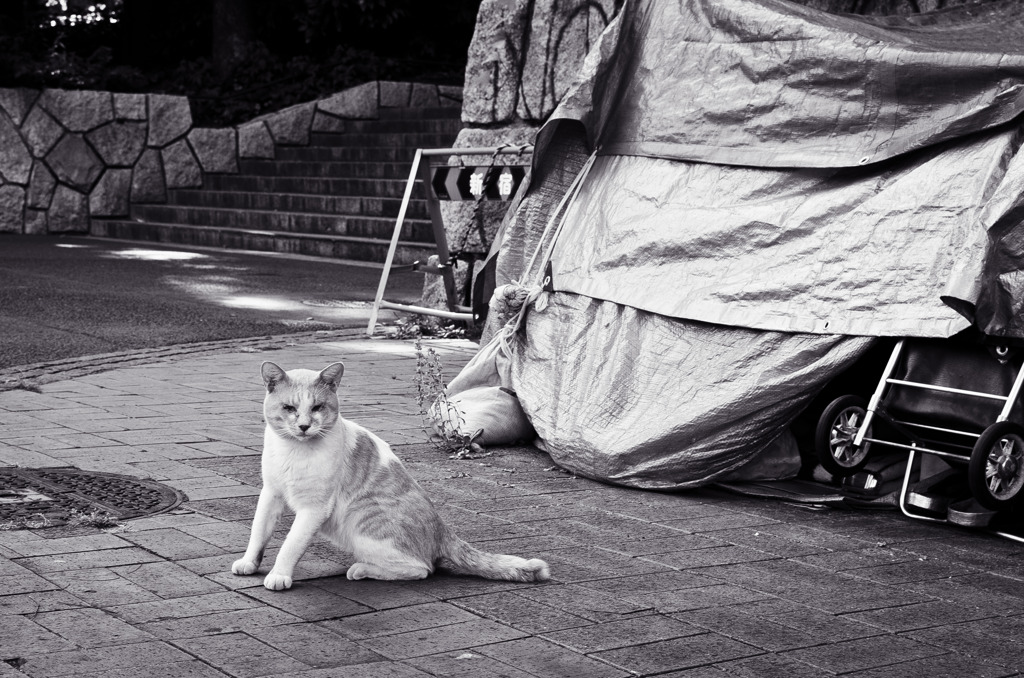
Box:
[815,395,872,477]
[968,421,1024,512]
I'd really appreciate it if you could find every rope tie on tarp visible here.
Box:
[495,149,599,353]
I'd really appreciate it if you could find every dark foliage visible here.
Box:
[0,0,477,126]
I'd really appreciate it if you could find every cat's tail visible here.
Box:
[438,531,550,582]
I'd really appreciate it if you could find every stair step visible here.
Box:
[90,220,434,265]
[237,159,415,179]
[338,118,463,134]
[308,132,459,148]
[202,174,420,199]
[167,189,430,219]
[130,204,434,242]
[275,145,420,163]
[377,106,461,120]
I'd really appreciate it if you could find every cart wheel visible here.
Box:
[815,395,872,477]
[968,421,1024,512]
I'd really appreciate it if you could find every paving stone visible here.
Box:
[76,660,233,678]
[843,599,994,632]
[407,651,538,678]
[453,591,592,634]
[541,614,703,653]
[239,581,374,621]
[478,636,632,678]
[578,570,722,600]
[274,662,433,678]
[139,605,302,640]
[713,652,831,677]
[843,652,1020,678]
[38,568,159,607]
[175,631,311,677]
[321,602,481,640]
[647,544,781,569]
[783,634,947,674]
[14,547,162,575]
[1,532,128,557]
[32,607,156,647]
[118,528,227,561]
[675,605,841,652]
[109,591,261,625]
[357,618,528,659]
[16,640,193,677]
[309,577,437,611]
[110,561,226,599]
[514,583,654,622]
[630,583,773,613]
[593,632,763,675]
[0,614,78,655]
[0,589,84,615]
[248,622,386,668]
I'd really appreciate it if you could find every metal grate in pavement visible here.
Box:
[0,467,185,528]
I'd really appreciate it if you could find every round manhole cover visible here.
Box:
[0,467,185,529]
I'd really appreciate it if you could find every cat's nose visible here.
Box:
[298,424,310,433]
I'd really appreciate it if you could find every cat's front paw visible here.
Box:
[231,558,260,576]
[263,571,293,591]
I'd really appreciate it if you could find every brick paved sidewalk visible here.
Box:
[0,337,1022,678]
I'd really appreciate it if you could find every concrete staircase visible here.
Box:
[90,107,462,265]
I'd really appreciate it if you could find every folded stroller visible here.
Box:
[815,333,1024,542]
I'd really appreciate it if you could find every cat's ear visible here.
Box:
[261,362,288,393]
[318,362,345,391]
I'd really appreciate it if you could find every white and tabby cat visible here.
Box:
[232,361,550,591]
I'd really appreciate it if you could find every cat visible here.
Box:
[231,361,551,591]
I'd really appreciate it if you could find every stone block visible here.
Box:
[463,0,528,125]
[27,161,56,209]
[161,139,202,188]
[409,83,440,108]
[46,133,104,190]
[24,208,47,234]
[38,89,114,132]
[0,184,25,232]
[131,148,166,203]
[113,92,147,120]
[21,105,64,158]
[187,127,238,173]
[318,82,379,119]
[463,0,619,125]
[516,0,618,122]
[86,120,147,166]
[262,101,315,145]
[439,85,464,108]
[48,185,89,232]
[89,168,132,216]
[311,111,347,133]
[0,110,33,184]
[379,81,412,108]
[0,88,39,126]
[237,121,274,159]
[147,94,192,147]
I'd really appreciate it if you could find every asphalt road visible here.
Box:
[0,235,426,369]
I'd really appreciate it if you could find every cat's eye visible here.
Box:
[283,405,296,413]
[311,403,323,412]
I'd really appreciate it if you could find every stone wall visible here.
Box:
[0,82,461,236]
[442,0,622,255]
[421,0,621,311]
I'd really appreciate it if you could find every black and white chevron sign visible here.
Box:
[430,165,527,202]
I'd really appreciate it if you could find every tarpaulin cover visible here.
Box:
[461,0,1024,488]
